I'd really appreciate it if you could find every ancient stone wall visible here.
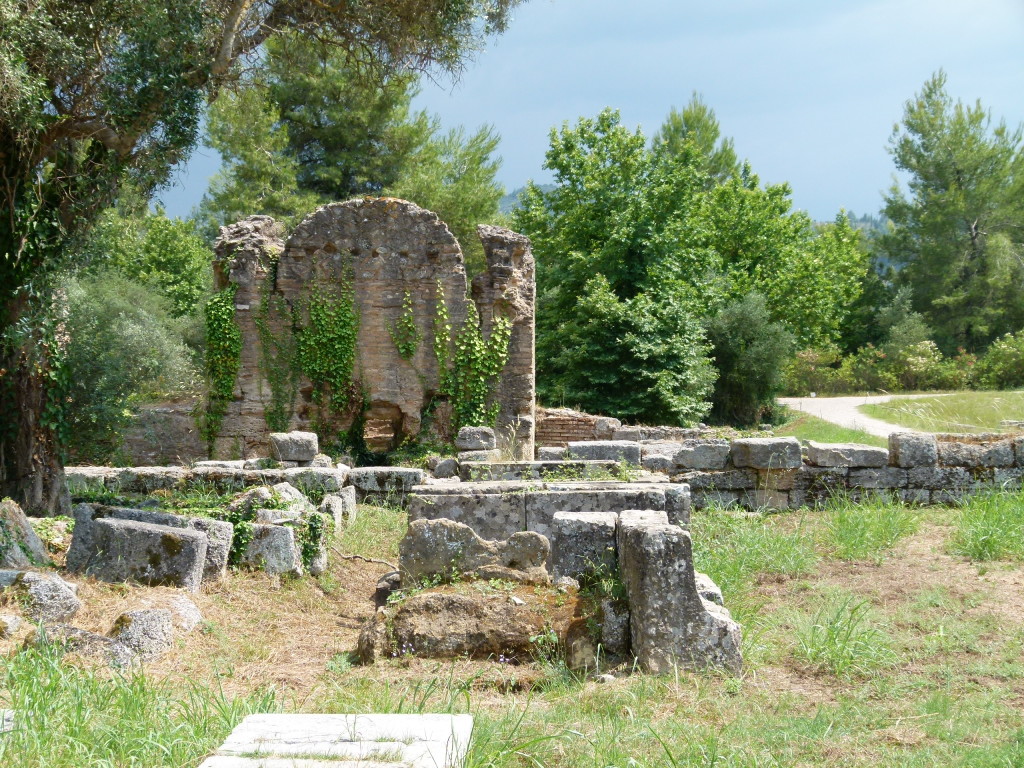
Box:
[211,199,535,458]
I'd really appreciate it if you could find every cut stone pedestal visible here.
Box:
[198,713,473,768]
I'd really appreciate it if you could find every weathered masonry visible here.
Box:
[210,199,536,458]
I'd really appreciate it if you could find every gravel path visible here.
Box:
[778,394,937,438]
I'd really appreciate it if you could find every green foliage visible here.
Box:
[388,291,421,361]
[975,330,1024,389]
[949,489,1024,561]
[62,272,200,462]
[705,292,795,426]
[880,70,1024,353]
[254,288,301,434]
[296,284,360,415]
[297,511,334,571]
[823,493,919,562]
[202,285,242,450]
[793,592,897,677]
[651,92,739,184]
[515,107,864,424]
[433,282,512,433]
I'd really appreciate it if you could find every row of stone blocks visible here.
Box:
[65,464,425,501]
[407,480,691,545]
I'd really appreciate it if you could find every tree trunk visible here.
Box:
[0,298,71,518]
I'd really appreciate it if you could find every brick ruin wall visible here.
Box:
[211,199,536,459]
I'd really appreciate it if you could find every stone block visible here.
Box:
[85,518,208,591]
[536,446,566,461]
[901,488,931,504]
[0,614,22,639]
[695,572,724,606]
[1015,437,1024,467]
[691,490,741,510]
[567,440,642,465]
[460,460,618,482]
[458,449,503,463]
[40,624,136,668]
[642,454,675,473]
[617,520,741,673]
[280,467,349,498]
[612,427,643,441]
[108,609,175,660]
[1,571,81,622]
[0,499,51,568]
[347,467,425,500]
[408,492,526,542]
[399,518,548,584]
[730,438,802,470]
[269,431,319,462]
[432,458,459,479]
[994,467,1024,489]
[594,417,622,439]
[677,469,756,490]
[664,483,692,527]
[113,466,187,494]
[757,468,801,490]
[906,466,971,490]
[805,441,888,468]
[319,487,357,530]
[889,432,938,467]
[938,440,1015,468]
[673,440,731,470]
[849,467,908,489]
[455,426,497,451]
[550,512,617,581]
[64,466,116,495]
[741,489,790,510]
[240,524,302,576]
[525,488,666,543]
[599,599,630,658]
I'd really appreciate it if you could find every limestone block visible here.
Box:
[109,609,175,660]
[347,467,424,500]
[889,432,938,468]
[85,519,208,592]
[455,426,497,451]
[194,460,247,469]
[1,571,81,622]
[567,440,642,465]
[1015,437,1024,467]
[0,614,22,639]
[664,483,692,527]
[270,431,319,462]
[135,594,203,633]
[0,499,51,568]
[806,441,888,468]
[741,489,790,510]
[673,440,731,470]
[280,467,349,498]
[906,466,971,490]
[594,417,622,440]
[240,524,302,576]
[901,488,931,504]
[642,454,675,473]
[39,625,136,668]
[994,467,1024,488]
[790,467,848,506]
[433,458,459,479]
[64,466,116,495]
[460,459,618,482]
[676,469,756,490]
[848,467,908,489]
[938,440,1015,468]
[399,518,548,584]
[458,449,503,463]
[618,520,741,673]
[319,487,357,530]
[614,510,670,556]
[408,491,526,542]
[757,468,801,490]
[600,598,630,658]
[537,446,567,461]
[525,488,666,544]
[113,466,188,494]
[730,438,802,470]
[549,512,617,581]
[612,427,643,441]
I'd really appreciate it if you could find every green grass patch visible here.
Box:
[949,489,1024,561]
[793,591,898,677]
[337,501,408,562]
[860,390,1024,433]
[823,492,920,562]
[774,409,888,447]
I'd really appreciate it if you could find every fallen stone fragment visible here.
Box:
[239,524,302,577]
[318,488,357,530]
[269,431,319,462]
[109,609,175,660]
[136,594,203,633]
[1,571,81,622]
[82,518,208,592]
[0,614,23,639]
[0,499,52,568]
[36,624,136,668]
[455,426,497,451]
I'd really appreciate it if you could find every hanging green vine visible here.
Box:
[433,281,513,434]
[202,284,242,450]
[388,290,420,361]
[254,284,300,434]
[297,283,359,414]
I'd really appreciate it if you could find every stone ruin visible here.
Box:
[211,198,535,459]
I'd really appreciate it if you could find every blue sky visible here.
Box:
[157,0,1024,222]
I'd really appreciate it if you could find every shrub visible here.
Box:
[705,292,795,426]
[62,272,201,462]
[975,330,1024,389]
[783,346,842,396]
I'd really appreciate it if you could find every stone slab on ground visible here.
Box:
[459,459,618,482]
[83,518,208,592]
[199,713,473,768]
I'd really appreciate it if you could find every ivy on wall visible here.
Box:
[434,281,513,434]
[296,283,360,416]
[388,290,420,361]
[202,284,242,450]
[254,286,300,434]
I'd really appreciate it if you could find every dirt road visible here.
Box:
[778,394,931,438]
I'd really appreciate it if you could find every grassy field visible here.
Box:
[774,409,888,447]
[3,491,1024,767]
[860,390,1024,433]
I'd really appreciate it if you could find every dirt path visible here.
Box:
[778,394,939,438]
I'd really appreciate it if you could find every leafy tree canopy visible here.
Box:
[880,70,1024,352]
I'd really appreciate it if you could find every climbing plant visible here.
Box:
[254,286,301,433]
[389,291,421,361]
[203,285,242,450]
[433,281,512,433]
[296,283,360,424]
